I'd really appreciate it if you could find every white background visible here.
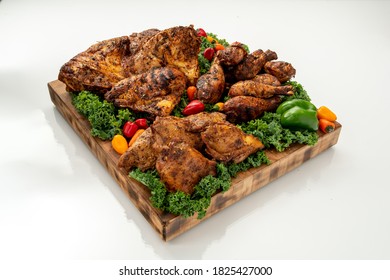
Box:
[1,0,389,271]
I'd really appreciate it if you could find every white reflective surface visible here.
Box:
[1,0,389,260]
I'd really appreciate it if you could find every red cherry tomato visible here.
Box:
[182,100,205,116]
[135,118,148,129]
[203,47,215,61]
[197,28,207,37]
[122,121,138,138]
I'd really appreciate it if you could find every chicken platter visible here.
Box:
[58,25,334,219]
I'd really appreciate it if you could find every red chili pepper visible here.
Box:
[122,121,138,138]
[197,28,207,37]
[135,118,148,129]
[182,100,205,116]
[203,47,215,61]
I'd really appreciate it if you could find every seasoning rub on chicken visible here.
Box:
[104,67,187,117]
[201,121,264,163]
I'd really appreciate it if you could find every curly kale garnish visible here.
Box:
[129,151,269,219]
[238,112,318,152]
[72,91,134,140]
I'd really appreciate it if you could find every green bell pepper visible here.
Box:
[276,99,319,131]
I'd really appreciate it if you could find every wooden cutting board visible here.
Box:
[48,79,342,241]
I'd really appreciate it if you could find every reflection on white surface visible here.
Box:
[1,0,390,261]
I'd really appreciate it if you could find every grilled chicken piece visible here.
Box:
[156,141,217,194]
[201,122,264,163]
[216,42,247,66]
[185,112,227,132]
[151,116,203,152]
[104,67,186,117]
[121,28,160,75]
[128,25,201,85]
[128,29,160,55]
[118,128,157,172]
[195,60,225,104]
[232,49,277,81]
[252,73,281,86]
[58,36,130,94]
[223,96,282,123]
[228,80,294,98]
[264,61,296,83]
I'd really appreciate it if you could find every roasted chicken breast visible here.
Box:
[104,67,187,117]
[127,25,201,85]
[58,36,131,94]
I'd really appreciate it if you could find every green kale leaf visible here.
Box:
[238,112,318,152]
[72,91,135,140]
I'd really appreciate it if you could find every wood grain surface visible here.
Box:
[48,80,342,241]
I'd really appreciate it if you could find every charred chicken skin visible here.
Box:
[263,61,296,83]
[104,67,186,117]
[223,95,282,123]
[201,122,264,163]
[58,36,131,94]
[195,60,225,104]
[127,25,201,85]
[156,141,217,194]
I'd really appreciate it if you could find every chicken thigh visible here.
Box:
[201,122,264,163]
[156,141,217,194]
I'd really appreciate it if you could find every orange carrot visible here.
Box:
[319,119,335,133]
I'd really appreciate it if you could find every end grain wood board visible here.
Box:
[48,80,342,241]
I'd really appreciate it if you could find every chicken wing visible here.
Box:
[216,42,247,66]
[223,95,282,123]
[201,122,264,163]
[127,25,201,85]
[58,36,130,94]
[232,49,277,81]
[263,61,296,83]
[117,128,157,172]
[195,60,225,104]
[156,141,217,194]
[228,80,293,98]
[104,67,186,117]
